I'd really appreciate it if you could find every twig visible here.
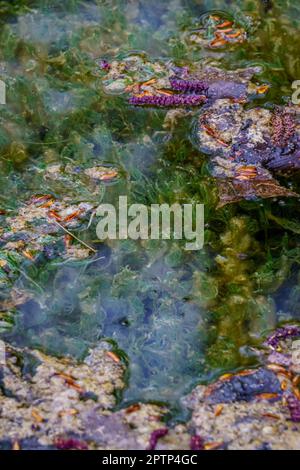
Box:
[53,220,97,253]
[18,269,44,294]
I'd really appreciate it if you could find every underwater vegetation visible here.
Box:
[1,323,300,449]
[0,1,300,428]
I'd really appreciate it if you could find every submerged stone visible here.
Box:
[99,54,266,109]
[205,368,282,404]
[186,13,249,50]
[195,100,300,206]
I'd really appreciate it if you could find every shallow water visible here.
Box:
[0,0,300,416]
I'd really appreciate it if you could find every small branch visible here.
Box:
[54,220,97,253]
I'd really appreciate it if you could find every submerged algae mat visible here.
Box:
[0,0,300,417]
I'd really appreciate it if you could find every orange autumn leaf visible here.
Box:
[216,20,233,29]
[106,351,121,363]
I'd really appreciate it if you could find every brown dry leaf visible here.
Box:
[31,408,44,423]
[202,124,230,146]
[63,209,82,223]
[30,194,54,206]
[64,234,73,249]
[156,89,175,96]
[125,404,141,414]
[255,393,279,401]
[58,408,78,417]
[216,20,233,29]
[292,376,300,386]
[226,31,242,39]
[12,441,21,450]
[54,372,85,394]
[214,404,224,416]
[141,78,157,86]
[22,250,35,261]
[256,85,270,94]
[236,369,256,377]
[210,38,227,48]
[281,380,288,391]
[217,178,298,208]
[219,373,233,381]
[48,210,61,221]
[293,387,300,400]
[204,441,224,450]
[106,351,121,363]
[218,28,234,34]
[235,165,258,180]
[262,413,280,420]
[267,364,289,374]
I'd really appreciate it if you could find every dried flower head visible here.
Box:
[169,77,209,93]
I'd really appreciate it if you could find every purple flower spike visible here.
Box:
[129,94,206,107]
[147,428,169,450]
[190,434,204,451]
[266,325,300,349]
[169,77,209,93]
[286,394,300,422]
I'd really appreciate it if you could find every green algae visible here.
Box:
[0,0,300,417]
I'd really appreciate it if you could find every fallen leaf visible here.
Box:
[31,408,44,423]
[125,404,141,413]
[106,351,121,363]
[255,393,279,400]
[204,441,224,450]
[214,404,224,416]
